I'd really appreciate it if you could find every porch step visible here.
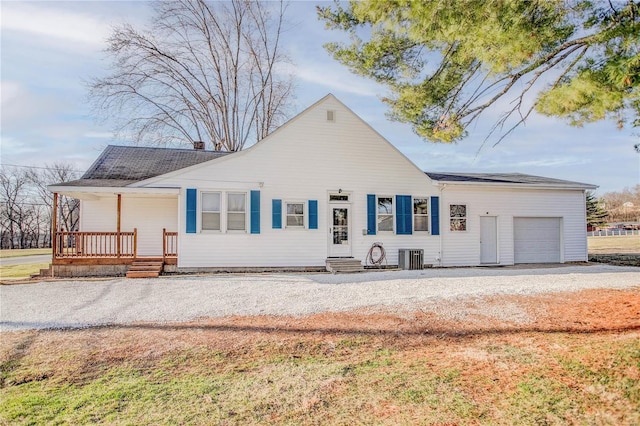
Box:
[126,260,164,278]
[31,266,52,279]
[325,258,364,274]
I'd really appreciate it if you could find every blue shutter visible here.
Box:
[396,195,412,235]
[406,196,413,234]
[431,196,440,236]
[272,199,282,229]
[186,188,197,233]
[250,190,260,234]
[308,200,318,229]
[367,194,376,235]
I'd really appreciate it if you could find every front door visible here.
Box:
[480,216,498,264]
[328,203,351,257]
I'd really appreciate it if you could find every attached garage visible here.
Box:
[426,172,595,267]
[514,217,562,263]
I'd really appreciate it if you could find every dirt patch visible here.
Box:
[2,288,638,357]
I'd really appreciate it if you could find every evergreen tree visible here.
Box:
[586,191,608,228]
[318,1,639,144]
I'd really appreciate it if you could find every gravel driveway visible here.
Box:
[1,264,639,332]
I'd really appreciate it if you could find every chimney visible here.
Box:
[193,141,205,150]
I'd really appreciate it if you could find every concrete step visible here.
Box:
[30,266,52,279]
[325,258,364,274]
[326,258,362,264]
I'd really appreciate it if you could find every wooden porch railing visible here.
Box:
[54,229,137,258]
[163,228,178,261]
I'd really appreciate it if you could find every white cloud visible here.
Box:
[285,62,380,97]
[0,135,38,155]
[0,80,64,129]
[83,131,113,139]
[0,80,22,106]
[0,2,111,48]
[510,157,591,168]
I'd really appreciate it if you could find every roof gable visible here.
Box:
[137,93,430,187]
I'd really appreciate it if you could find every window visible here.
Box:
[329,194,349,202]
[227,193,246,231]
[201,192,221,231]
[377,197,393,232]
[286,202,304,227]
[413,198,429,232]
[450,204,467,231]
[327,110,335,122]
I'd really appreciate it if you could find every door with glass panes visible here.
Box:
[328,203,351,257]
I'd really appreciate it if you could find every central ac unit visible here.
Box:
[398,249,424,270]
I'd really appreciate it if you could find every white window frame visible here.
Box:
[226,192,247,232]
[413,197,430,232]
[201,192,221,232]
[449,203,467,232]
[377,196,394,233]
[285,201,306,229]
[329,193,350,202]
[199,191,248,233]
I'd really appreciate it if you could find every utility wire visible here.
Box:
[0,163,83,172]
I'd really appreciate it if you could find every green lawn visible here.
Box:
[0,263,49,280]
[0,248,50,258]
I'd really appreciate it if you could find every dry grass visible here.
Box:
[588,235,640,254]
[0,263,48,280]
[1,288,639,425]
[0,249,50,258]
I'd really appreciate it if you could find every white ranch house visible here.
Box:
[49,94,596,277]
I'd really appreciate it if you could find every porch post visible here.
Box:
[117,193,122,258]
[163,228,166,263]
[52,192,58,261]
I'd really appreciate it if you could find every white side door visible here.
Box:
[328,203,351,257]
[480,216,498,264]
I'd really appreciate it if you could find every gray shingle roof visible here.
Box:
[425,172,596,188]
[55,145,231,187]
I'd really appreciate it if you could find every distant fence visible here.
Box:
[588,230,640,237]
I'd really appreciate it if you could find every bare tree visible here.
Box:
[0,164,80,249]
[27,163,80,238]
[90,0,294,151]
[0,167,32,249]
[601,185,640,222]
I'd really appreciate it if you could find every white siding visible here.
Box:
[439,186,587,266]
[79,194,178,256]
[71,95,588,268]
[146,96,442,268]
[80,197,117,231]
[122,197,178,256]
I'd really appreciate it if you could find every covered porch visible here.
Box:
[48,187,180,277]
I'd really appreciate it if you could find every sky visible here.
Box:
[1,0,639,195]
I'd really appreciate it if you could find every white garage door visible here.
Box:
[514,217,561,263]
